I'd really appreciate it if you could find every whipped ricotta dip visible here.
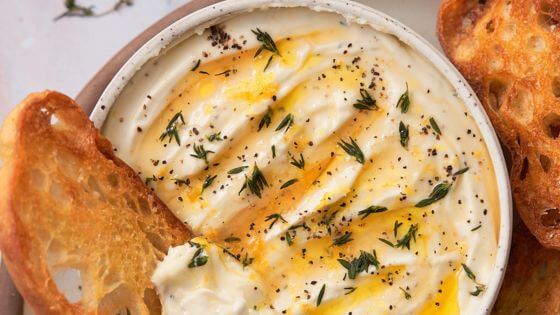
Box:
[102,6,501,315]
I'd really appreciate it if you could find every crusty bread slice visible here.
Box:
[438,0,560,249]
[0,91,191,314]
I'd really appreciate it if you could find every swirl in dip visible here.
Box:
[102,7,500,315]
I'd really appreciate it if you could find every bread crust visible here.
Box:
[438,0,560,249]
[0,91,191,314]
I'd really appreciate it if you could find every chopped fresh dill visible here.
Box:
[265,213,287,229]
[190,143,214,166]
[280,178,298,189]
[353,89,377,110]
[290,153,305,169]
[239,163,269,198]
[396,83,410,113]
[202,174,217,192]
[159,111,185,145]
[338,137,365,164]
[429,117,441,135]
[228,166,249,175]
[415,182,452,207]
[358,205,388,219]
[258,109,272,131]
[332,232,354,247]
[206,132,223,142]
[275,113,294,133]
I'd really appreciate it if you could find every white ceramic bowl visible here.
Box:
[90,0,512,313]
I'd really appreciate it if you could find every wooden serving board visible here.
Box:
[1,1,559,314]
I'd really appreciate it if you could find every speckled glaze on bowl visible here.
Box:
[90,1,512,313]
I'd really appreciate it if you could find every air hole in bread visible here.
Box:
[146,231,168,254]
[543,113,560,138]
[488,79,508,111]
[508,89,533,123]
[55,150,79,175]
[486,19,495,33]
[124,194,138,212]
[50,181,70,207]
[49,114,60,126]
[107,173,120,188]
[520,157,529,180]
[538,2,559,30]
[98,284,136,314]
[53,268,83,304]
[87,176,106,201]
[551,77,560,97]
[540,154,552,172]
[137,197,152,215]
[527,35,546,51]
[30,169,46,189]
[501,22,516,41]
[46,238,66,268]
[143,288,162,315]
[541,208,560,226]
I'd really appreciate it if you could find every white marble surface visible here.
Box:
[0,0,440,122]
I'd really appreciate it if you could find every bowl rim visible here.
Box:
[91,0,513,313]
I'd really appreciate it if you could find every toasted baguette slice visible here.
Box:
[438,0,560,249]
[0,91,191,314]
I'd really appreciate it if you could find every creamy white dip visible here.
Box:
[102,7,500,315]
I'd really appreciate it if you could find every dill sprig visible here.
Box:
[206,132,223,142]
[379,223,418,250]
[173,178,190,186]
[265,213,287,229]
[337,250,380,280]
[321,210,338,235]
[242,253,254,267]
[275,113,294,133]
[202,174,217,192]
[190,143,214,166]
[332,232,354,247]
[393,220,403,238]
[400,287,412,300]
[290,153,305,169]
[284,232,293,246]
[191,59,201,71]
[344,287,357,295]
[316,284,326,306]
[338,137,365,164]
[252,28,280,71]
[159,111,185,145]
[55,0,133,21]
[415,182,452,207]
[358,205,388,219]
[228,166,248,175]
[462,263,486,296]
[280,178,298,189]
[258,109,272,131]
[239,163,269,198]
[453,167,470,176]
[429,117,441,135]
[396,83,410,113]
[399,121,409,149]
[188,246,208,268]
[353,89,378,110]
[224,236,240,243]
